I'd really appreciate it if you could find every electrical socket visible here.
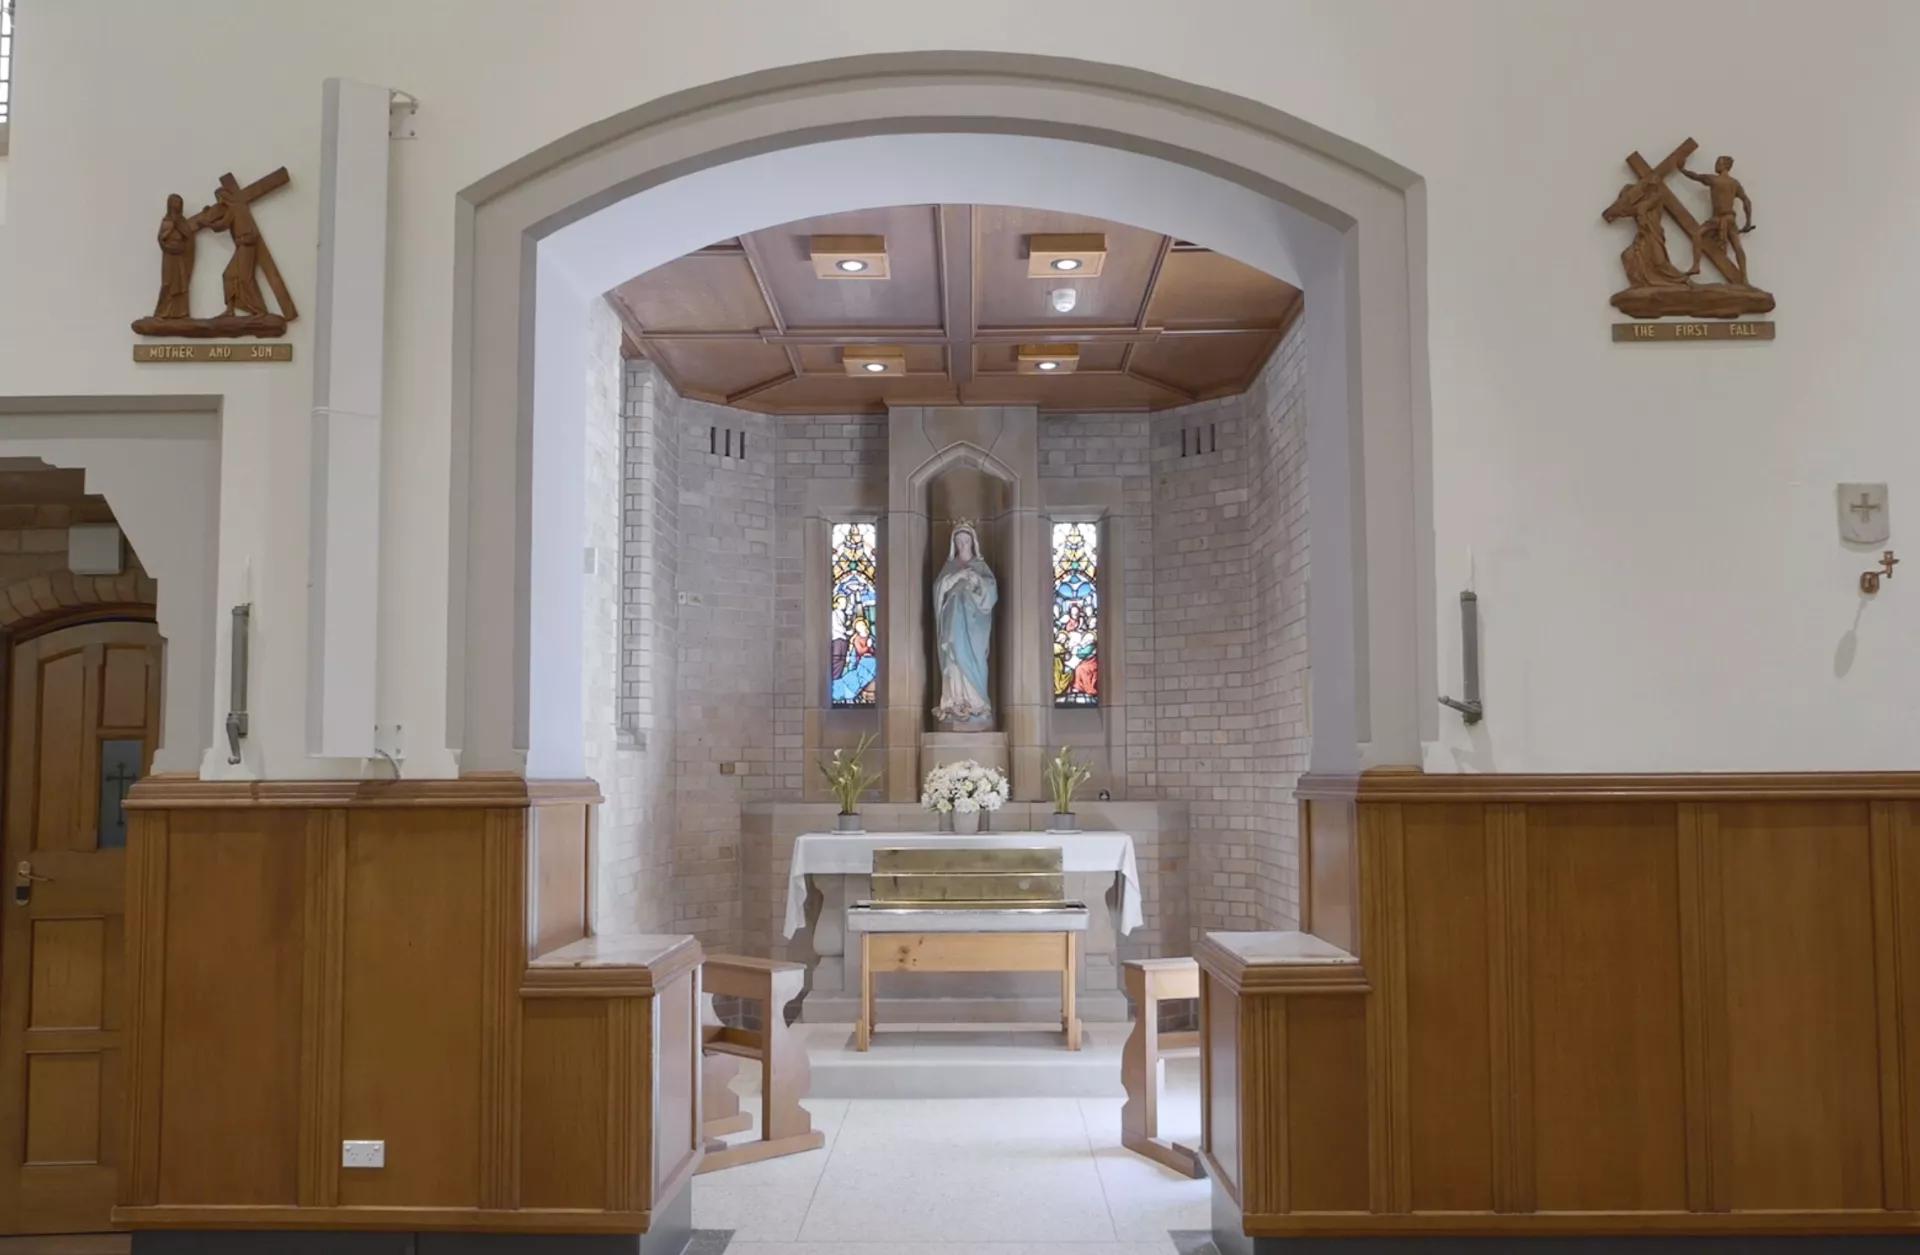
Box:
[341,1139,385,1169]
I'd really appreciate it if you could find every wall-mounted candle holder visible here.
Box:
[1860,550,1900,595]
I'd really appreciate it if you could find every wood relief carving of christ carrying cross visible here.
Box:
[1602,138,1775,320]
[132,166,297,339]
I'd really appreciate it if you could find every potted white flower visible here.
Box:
[818,733,882,833]
[1043,745,1092,833]
[920,759,1009,834]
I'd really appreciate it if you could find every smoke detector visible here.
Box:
[1049,287,1078,313]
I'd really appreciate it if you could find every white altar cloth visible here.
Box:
[784,830,1144,938]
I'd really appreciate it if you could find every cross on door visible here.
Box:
[1850,492,1881,522]
[103,756,138,833]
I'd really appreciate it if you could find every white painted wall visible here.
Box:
[2,2,1915,773]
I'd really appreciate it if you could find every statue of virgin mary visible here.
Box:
[932,521,997,726]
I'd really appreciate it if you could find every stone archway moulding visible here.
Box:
[450,51,1434,779]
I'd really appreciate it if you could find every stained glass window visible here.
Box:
[829,521,879,707]
[1052,521,1099,707]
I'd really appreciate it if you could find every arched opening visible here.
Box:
[449,53,1432,791]
[444,54,1431,1244]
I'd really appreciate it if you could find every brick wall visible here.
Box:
[586,315,679,935]
[1036,411,1180,952]
[1149,393,1263,937]
[771,414,889,797]
[1246,317,1311,930]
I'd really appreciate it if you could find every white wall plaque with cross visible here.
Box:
[1838,482,1891,545]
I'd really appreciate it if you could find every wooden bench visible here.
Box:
[697,954,825,1173]
[1121,956,1203,1177]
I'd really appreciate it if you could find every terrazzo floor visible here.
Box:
[696,1040,1212,1255]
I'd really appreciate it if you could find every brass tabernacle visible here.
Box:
[867,846,1074,909]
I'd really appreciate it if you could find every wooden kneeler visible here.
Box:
[1120,957,1204,1178]
[697,955,825,1173]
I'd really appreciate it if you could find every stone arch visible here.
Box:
[450,51,1432,781]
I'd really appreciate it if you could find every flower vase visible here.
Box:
[954,809,981,835]
[1048,811,1079,834]
[937,811,955,833]
[835,813,864,834]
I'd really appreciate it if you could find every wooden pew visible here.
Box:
[1121,957,1205,1178]
[697,955,825,1173]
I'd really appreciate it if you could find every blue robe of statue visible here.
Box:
[932,525,997,725]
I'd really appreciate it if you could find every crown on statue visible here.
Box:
[949,517,979,535]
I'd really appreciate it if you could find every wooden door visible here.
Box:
[0,620,162,1234]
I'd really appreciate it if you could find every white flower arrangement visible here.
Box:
[920,759,1010,815]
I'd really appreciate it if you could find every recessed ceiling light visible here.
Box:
[811,235,889,279]
[1016,344,1080,375]
[844,347,907,376]
[1027,234,1107,278]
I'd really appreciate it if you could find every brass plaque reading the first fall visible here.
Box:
[1612,321,1774,342]
[134,342,293,363]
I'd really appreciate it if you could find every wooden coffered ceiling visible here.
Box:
[607,204,1303,415]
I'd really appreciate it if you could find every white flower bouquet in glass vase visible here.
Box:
[920,759,1010,834]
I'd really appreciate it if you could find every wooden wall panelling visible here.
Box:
[1675,801,1726,1213]
[155,809,306,1206]
[1869,801,1911,1211]
[118,811,167,1207]
[1483,802,1533,1213]
[1524,802,1688,1212]
[297,811,345,1208]
[1713,800,1883,1211]
[609,996,650,1213]
[531,800,590,959]
[519,999,611,1211]
[1203,969,1242,1202]
[481,807,525,1209]
[1358,801,1409,1212]
[1285,994,1370,1212]
[1301,795,1358,955]
[652,968,702,1204]
[1238,991,1281,1216]
[336,808,487,1209]
[1891,801,1920,1210]
[1398,802,1494,1213]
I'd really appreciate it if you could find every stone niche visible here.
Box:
[882,405,1044,801]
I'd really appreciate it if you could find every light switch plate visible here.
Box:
[342,1139,385,1169]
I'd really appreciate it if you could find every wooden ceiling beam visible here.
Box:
[1125,234,1174,374]
[735,231,802,378]
[725,371,800,406]
[1124,367,1198,404]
